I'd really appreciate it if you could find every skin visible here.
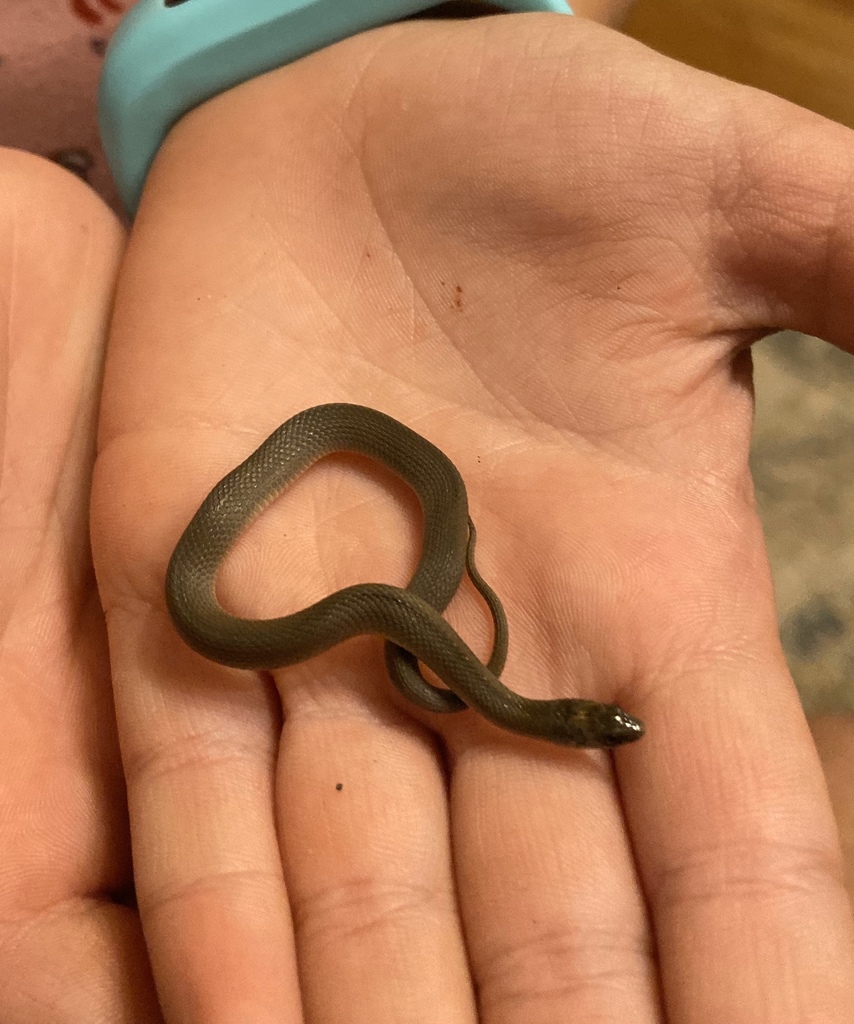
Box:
[0,153,151,1019]
[3,11,854,1024]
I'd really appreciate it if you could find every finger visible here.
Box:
[93,439,302,1024]
[452,742,659,1023]
[617,490,854,1022]
[277,673,477,1023]
[205,416,481,1021]
[0,152,157,1021]
[427,501,663,1024]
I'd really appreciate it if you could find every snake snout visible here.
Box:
[591,704,645,747]
[593,708,643,749]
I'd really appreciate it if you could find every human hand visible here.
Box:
[0,152,158,1020]
[91,13,854,1023]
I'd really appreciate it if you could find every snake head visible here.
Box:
[547,699,645,748]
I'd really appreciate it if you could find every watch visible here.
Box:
[98,0,573,215]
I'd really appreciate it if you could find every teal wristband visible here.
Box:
[98,0,573,216]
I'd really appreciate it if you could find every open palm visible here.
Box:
[86,14,854,1024]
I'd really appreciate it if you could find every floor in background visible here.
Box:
[623,0,854,131]
[752,331,854,714]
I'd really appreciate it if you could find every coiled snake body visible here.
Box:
[165,403,644,749]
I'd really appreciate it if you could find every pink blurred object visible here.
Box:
[0,0,131,212]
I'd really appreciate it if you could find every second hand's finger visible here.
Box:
[0,152,159,1023]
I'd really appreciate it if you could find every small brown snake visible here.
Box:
[165,403,644,748]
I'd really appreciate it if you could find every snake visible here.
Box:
[165,403,645,749]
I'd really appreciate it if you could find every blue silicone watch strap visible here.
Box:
[98,0,573,215]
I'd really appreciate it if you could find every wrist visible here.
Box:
[99,0,572,216]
